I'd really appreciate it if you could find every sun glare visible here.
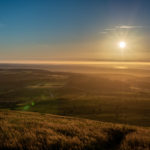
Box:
[118,41,126,49]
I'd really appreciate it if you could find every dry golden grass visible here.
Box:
[0,110,150,150]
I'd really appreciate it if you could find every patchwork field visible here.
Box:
[0,66,150,127]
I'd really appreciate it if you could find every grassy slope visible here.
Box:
[0,110,150,150]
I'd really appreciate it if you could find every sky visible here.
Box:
[0,0,150,62]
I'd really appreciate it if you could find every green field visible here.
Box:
[0,67,150,127]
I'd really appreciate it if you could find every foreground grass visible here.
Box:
[0,110,150,150]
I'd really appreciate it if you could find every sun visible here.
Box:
[118,41,126,49]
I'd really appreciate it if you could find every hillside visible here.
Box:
[0,110,150,150]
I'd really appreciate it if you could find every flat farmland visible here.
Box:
[0,64,150,127]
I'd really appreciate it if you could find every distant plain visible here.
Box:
[0,62,150,127]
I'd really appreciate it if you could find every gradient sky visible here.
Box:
[1,0,150,62]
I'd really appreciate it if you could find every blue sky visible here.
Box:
[0,0,150,61]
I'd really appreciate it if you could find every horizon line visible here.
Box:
[1,60,150,65]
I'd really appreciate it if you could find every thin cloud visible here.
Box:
[100,32,107,34]
[115,25,144,29]
[104,28,115,31]
[102,25,144,34]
